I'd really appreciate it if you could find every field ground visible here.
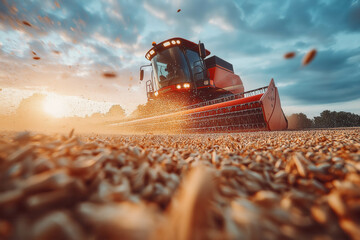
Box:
[0,128,359,239]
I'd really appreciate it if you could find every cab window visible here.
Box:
[185,50,205,81]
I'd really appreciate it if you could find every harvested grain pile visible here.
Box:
[0,129,359,240]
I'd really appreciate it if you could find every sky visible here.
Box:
[0,0,359,118]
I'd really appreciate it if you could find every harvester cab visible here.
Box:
[132,37,288,132]
[140,38,244,104]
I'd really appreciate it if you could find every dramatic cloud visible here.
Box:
[0,0,359,116]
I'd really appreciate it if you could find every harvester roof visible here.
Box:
[145,37,211,61]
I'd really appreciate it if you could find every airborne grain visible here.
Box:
[302,49,317,66]
[284,52,296,59]
[102,72,117,78]
[22,21,32,27]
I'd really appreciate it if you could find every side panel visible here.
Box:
[208,66,244,94]
[260,79,288,130]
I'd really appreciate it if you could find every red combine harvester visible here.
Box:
[116,37,287,132]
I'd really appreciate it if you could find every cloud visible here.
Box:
[0,0,359,116]
[347,2,360,30]
[267,48,360,104]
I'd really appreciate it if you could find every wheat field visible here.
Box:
[0,128,359,240]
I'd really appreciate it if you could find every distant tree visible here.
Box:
[314,110,360,128]
[131,98,189,119]
[131,102,154,118]
[9,93,51,130]
[16,93,47,119]
[287,113,313,129]
[105,105,126,119]
[90,112,104,119]
[313,110,333,128]
[130,100,167,118]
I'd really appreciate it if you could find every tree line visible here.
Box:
[287,110,360,129]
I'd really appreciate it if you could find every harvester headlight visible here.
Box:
[176,40,181,44]
[154,91,159,96]
[203,80,209,85]
[146,54,150,60]
[163,41,171,47]
[183,83,190,88]
[171,40,176,45]
[149,49,155,55]
[176,84,181,89]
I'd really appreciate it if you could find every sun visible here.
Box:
[43,94,67,118]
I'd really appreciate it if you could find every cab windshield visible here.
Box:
[151,47,191,90]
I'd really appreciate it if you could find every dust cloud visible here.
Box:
[0,94,126,134]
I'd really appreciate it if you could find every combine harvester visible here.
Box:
[115,38,287,133]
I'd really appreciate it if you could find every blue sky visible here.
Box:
[0,0,359,117]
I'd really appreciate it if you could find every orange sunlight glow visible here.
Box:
[43,94,67,118]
